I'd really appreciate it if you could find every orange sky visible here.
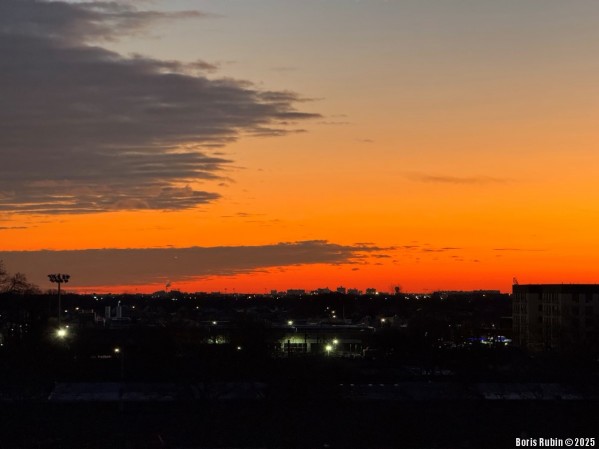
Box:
[1,0,598,293]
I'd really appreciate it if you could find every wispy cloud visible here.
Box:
[493,248,546,252]
[0,0,318,214]
[317,121,352,126]
[0,240,383,288]
[405,173,507,185]
[396,244,462,253]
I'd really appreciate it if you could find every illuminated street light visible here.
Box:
[288,320,294,326]
[48,273,70,326]
[325,344,333,356]
[113,347,125,381]
[56,328,67,339]
[333,339,339,345]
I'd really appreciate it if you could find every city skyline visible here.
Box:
[2,0,599,293]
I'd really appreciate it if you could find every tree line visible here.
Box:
[0,261,39,295]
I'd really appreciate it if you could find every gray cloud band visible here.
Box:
[0,241,382,288]
[0,0,317,214]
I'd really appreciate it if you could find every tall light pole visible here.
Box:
[48,273,70,326]
[114,347,125,380]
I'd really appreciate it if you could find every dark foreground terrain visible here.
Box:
[2,378,599,449]
[1,293,598,448]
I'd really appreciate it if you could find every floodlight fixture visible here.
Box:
[48,273,71,326]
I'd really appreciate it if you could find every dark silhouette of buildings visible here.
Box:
[513,284,599,352]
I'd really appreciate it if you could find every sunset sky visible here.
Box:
[1,0,598,294]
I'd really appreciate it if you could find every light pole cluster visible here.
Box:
[325,338,339,356]
[48,273,70,328]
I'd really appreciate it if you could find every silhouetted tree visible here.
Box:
[0,260,39,294]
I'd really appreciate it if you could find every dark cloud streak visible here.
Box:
[0,0,318,214]
[0,1,207,45]
[0,240,382,288]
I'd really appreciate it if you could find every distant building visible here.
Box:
[365,288,378,296]
[436,290,501,298]
[336,286,347,295]
[513,284,599,352]
[276,323,374,357]
[313,288,331,295]
[286,289,306,296]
